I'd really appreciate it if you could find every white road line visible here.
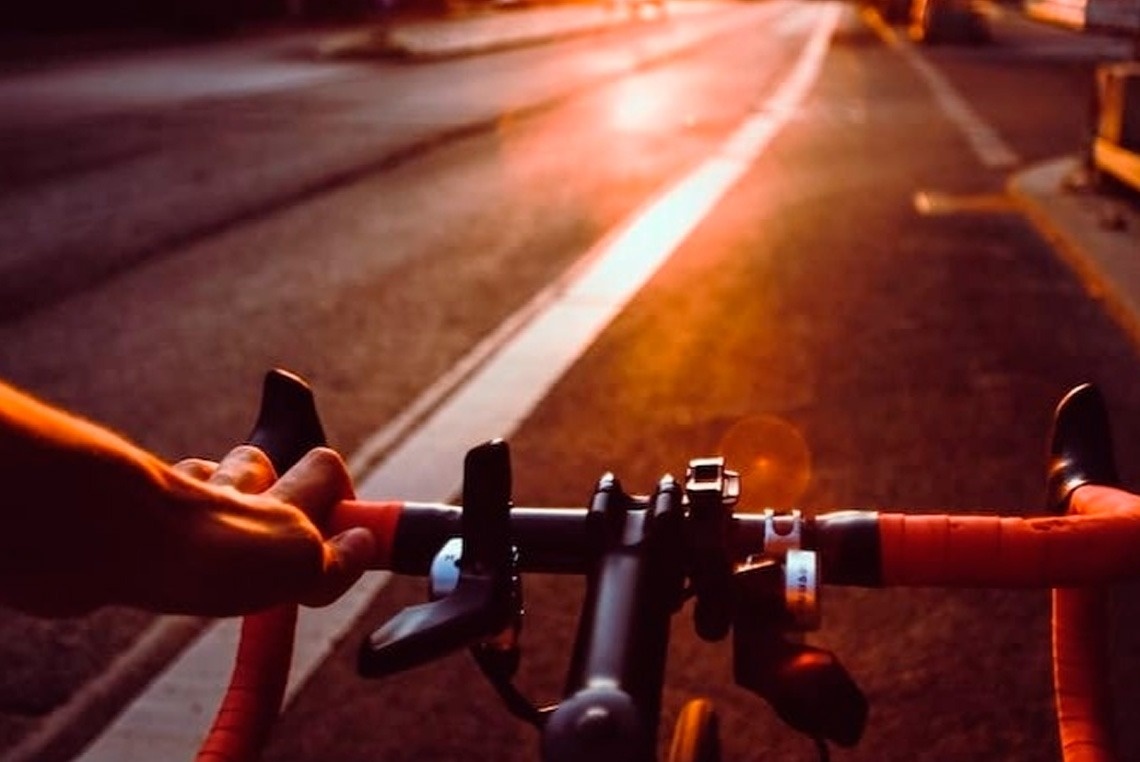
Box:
[71,5,840,759]
[866,10,1020,169]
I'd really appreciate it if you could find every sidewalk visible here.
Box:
[318,0,705,59]
[0,3,655,77]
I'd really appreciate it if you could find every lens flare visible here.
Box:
[716,415,812,510]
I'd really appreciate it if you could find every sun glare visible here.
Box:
[717,414,812,509]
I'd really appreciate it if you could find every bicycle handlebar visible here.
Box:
[199,372,1140,762]
[323,491,1140,589]
[880,496,1140,586]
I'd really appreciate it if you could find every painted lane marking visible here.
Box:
[72,5,840,759]
[863,8,1020,169]
[913,189,1017,214]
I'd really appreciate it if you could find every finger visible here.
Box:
[172,458,218,481]
[209,445,277,494]
[268,447,354,529]
[300,528,376,607]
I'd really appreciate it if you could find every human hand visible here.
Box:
[146,445,376,616]
[0,380,373,618]
[1,443,373,618]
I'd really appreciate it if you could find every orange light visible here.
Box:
[717,414,811,509]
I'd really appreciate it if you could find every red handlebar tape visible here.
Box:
[879,489,1140,587]
[1058,485,1131,762]
[195,605,296,762]
[1053,585,1113,762]
[197,501,403,762]
[880,485,1140,762]
[327,500,403,569]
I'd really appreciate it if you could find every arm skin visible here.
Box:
[0,381,374,618]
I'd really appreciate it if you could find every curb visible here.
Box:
[1009,155,1140,349]
[317,9,632,59]
[317,2,692,60]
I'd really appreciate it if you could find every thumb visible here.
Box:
[300,527,376,607]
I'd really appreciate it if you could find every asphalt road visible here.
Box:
[2,2,1139,760]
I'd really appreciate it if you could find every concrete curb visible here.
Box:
[1009,155,1140,348]
[317,2,693,60]
[318,8,633,59]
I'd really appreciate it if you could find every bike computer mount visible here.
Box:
[356,440,867,757]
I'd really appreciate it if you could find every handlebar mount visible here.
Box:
[341,428,868,759]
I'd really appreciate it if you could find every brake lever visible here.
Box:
[731,563,867,749]
[246,368,328,472]
[358,439,518,678]
[1046,382,1121,513]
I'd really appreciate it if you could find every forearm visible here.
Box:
[0,381,366,618]
[0,381,183,613]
